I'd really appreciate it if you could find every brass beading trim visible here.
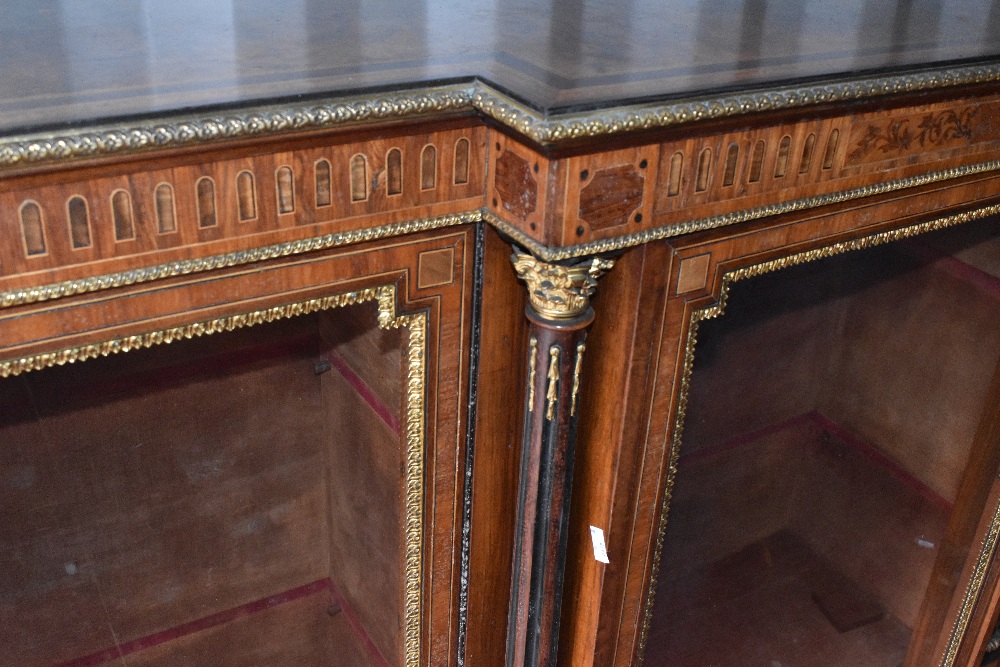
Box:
[473,65,1000,144]
[0,84,475,169]
[636,315,700,667]
[381,296,428,667]
[0,283,428,667]
[0,210,481,309]
[4,62,1000,168]
[636,200,1000,665]
[941,499,1000,666]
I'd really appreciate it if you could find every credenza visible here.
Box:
[2,2,1000,666]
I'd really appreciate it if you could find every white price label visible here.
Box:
[590,525,610,564]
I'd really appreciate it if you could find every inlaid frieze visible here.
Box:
[845,105,990,166]
[0,126,485,281]
[5,93,1000,297]
[548,94,1000,249]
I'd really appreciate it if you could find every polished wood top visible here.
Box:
[3,0,1000,136]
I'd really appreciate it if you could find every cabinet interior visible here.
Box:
[0,302,406,667]
[647,216,1000,666]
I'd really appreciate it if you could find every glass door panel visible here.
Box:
[0,299,413,667]
[646,217,1000,666]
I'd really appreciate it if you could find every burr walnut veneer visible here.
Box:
[3,2,1000,666]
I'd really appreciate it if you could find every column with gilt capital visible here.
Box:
[506,251,614,667]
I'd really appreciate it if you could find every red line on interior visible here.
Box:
[328,579,393,667]
[678,412,818,465]
[902,237,1000,301]
[679,410,953,511]
[54,579,331,667]
[809,411,954,511]
[324,350,401,434]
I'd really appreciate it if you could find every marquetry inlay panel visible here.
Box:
[0,127,485,279]
[487,135,553,243]
[676,253,712,295]
[634,95,999,244]
[488,93,1000,251]
[563,146,658,246]
[417,247,456,289]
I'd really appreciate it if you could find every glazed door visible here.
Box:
[0,229,474,667]
[645,214,1000,666]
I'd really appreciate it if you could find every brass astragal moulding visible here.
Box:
[0,210,483,309]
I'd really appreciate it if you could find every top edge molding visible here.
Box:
[2,62,1000,170]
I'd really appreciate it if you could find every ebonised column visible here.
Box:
[507,252,613,667]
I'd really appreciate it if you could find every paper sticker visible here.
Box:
[590,525,610,564]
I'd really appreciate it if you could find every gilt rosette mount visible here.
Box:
[512,253,615,320]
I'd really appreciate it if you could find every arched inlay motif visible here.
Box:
[350,155,368,202]
[748,141,766,183]
[774,135,791,178]
[454,138,470,185]
[387,148,403,195]
[197,177,217,227]
[19,201,46,256]
[277,166,295,214]
[667,152,683,196]
[155,183,176,233]
[315,159,332,207]
[111,190,135,240]
[237,171,257,221]
[823,129,840,170]
[67,196,91,248]
[723,143,739,187]
[695,148,712,192]
[420,145,436,190]
[800,133,817,174]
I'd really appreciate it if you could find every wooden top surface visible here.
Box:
[4,0,1000,136]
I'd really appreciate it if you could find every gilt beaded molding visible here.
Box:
[0,210,482,309]
[4,62,1000,169]
[0,85,476,169]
